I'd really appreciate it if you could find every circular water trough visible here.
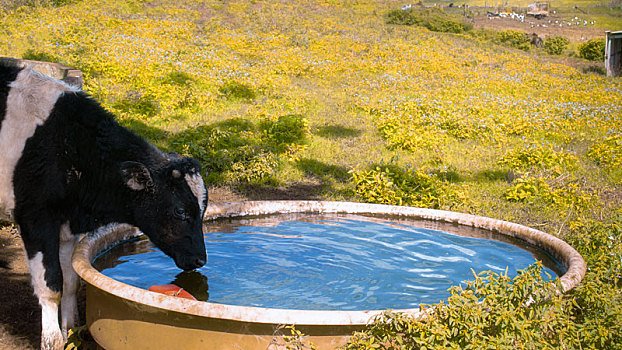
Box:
[72,201,587,350]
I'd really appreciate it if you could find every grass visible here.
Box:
[0,0,621,348]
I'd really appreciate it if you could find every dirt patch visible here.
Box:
[238,182,326,201]
[0,226,38,350]
[472,13,605,41]
[208,185,247,202]
[601,186,622,211]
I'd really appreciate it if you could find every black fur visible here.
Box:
[0,63,22,128]
[12,84,207,292]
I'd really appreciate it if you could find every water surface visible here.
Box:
[94,213,564,310]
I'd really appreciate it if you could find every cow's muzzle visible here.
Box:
[175,253,207,271]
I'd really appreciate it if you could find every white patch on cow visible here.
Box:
[59,222,80,337]
[185,173,207,213]
[0,68,79,222]
[28,252,65,350]
[125,177,145,191]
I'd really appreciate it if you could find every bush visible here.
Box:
[263,114,309,147]
[495,30,531,51]
[112,90,159,117]
[344,264,576,349]
[583,64,606,75]
[588,134,622,181]
[375,115,443,150]
[498,144,578,176]
[228,152,279,184]
[350,164,470,210]
[466,29,551,53]
[578,38,606,61]
[564,217,622,349]
[171,119,279,184]
[171,115,310,185]
[588,134,622,170]
[504,176,544,202]
[386,7,473,33]
[543,35,570,55]
[503,176,595,210]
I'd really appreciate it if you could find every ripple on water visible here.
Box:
[94,213,565,311]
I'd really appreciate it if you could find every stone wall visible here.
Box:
[0,57,83,88]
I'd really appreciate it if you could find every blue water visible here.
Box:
[95,214,563,311]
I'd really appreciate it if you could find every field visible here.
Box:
[0,0,621,348]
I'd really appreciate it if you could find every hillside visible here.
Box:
[0,0,621,348]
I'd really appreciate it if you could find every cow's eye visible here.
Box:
[173,207,187,220]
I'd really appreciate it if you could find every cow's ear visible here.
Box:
[120,161,153,191]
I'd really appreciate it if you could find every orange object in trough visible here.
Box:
[148,284,197,300]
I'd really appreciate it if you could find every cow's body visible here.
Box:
[0,62,208,350]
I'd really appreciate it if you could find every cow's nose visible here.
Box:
[178,257,206,271]
[194,257,206,268]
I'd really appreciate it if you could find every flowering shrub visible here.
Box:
[350,164,470,210]
[171,114,307,185]
[498,144,578,176]
[543,35,570,55]
[504,176,544,202]
[262,114,309,148]
[495,29,531,51]
[578,38,606,61]
[565,217,622,349]
[386,7,473,33]
[589,134,622,170]
[588,134,622,182]
[504,176,596,211]
[344,264,575,349]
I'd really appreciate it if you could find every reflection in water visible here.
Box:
[171,271,210,301]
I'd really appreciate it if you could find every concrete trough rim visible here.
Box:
[72,200,587,326]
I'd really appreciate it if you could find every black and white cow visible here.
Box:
[0,62,208,350]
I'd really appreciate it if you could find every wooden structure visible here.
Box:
[606,31,622,77]
[527,2,549,19]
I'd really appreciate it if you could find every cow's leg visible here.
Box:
[27,251,64,350]
[59,222,80,338]
[21,221,65,350]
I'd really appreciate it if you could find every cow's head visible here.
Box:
[120,156,207,270]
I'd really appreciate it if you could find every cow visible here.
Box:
[530,32,544,48]
[0,61,208,350]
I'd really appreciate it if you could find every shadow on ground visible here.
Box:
[237,182,326,201]
[0,231,39,349]
[314,125,362,139]
[295,158,350,182]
